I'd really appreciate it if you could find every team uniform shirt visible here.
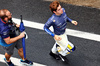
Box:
[44,8,72,37]
[0,18,16,47]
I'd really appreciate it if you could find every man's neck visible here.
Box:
[55,13,61,16]
[1,19,7,24]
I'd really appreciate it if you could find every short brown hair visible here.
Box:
[49,1,60,13]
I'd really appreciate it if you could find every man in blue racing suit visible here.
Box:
[0,9,33,66]
[44,1,78,62]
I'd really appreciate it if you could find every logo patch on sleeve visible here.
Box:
[53,20,55,22]
[3,32,8,35]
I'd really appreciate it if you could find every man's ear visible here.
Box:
[4,17,8,22]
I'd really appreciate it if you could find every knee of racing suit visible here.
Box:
[57,47,71,56]
[57,45,76,56]
[56,45,70,56]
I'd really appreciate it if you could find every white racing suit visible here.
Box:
[52,32,75,56]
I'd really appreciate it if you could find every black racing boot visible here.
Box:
[59,54,69,62]
[49,51,61,60]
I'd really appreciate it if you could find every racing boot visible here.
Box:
[59,54,69,62]
[49,51,61,60]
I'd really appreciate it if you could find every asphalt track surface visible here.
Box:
[0,0,100,66]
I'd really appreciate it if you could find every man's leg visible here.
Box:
[18,48,25,60]
[57,41,76,62]
[15,39,33,65]
[57,46,69,62]
[49,43,61,60]
[17,47,33,65]
[51,43,57,54]
[5,53,11,62]
[3,45,15,66]
[15,39,25,60]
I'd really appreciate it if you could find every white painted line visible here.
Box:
[13,18,44,30]
[12,18,100,42]
[65,29,100,42]
[0,54,46,66]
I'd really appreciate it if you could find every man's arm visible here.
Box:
[44,27,55,37]
[71,20,78,25]
[67,16,78,25]
[4,32,25,44]
[44,18,55,37]
[67,17,72,22]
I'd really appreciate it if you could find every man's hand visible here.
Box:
[71,20,78,25]
[16,24,20,28]
[19,31,25,38]
[54,35,62,41]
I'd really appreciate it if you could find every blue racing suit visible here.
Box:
[44,8,72,37]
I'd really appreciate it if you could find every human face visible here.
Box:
[54,5,63,16]
[4,11,12,22]
[6,11,12,20]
